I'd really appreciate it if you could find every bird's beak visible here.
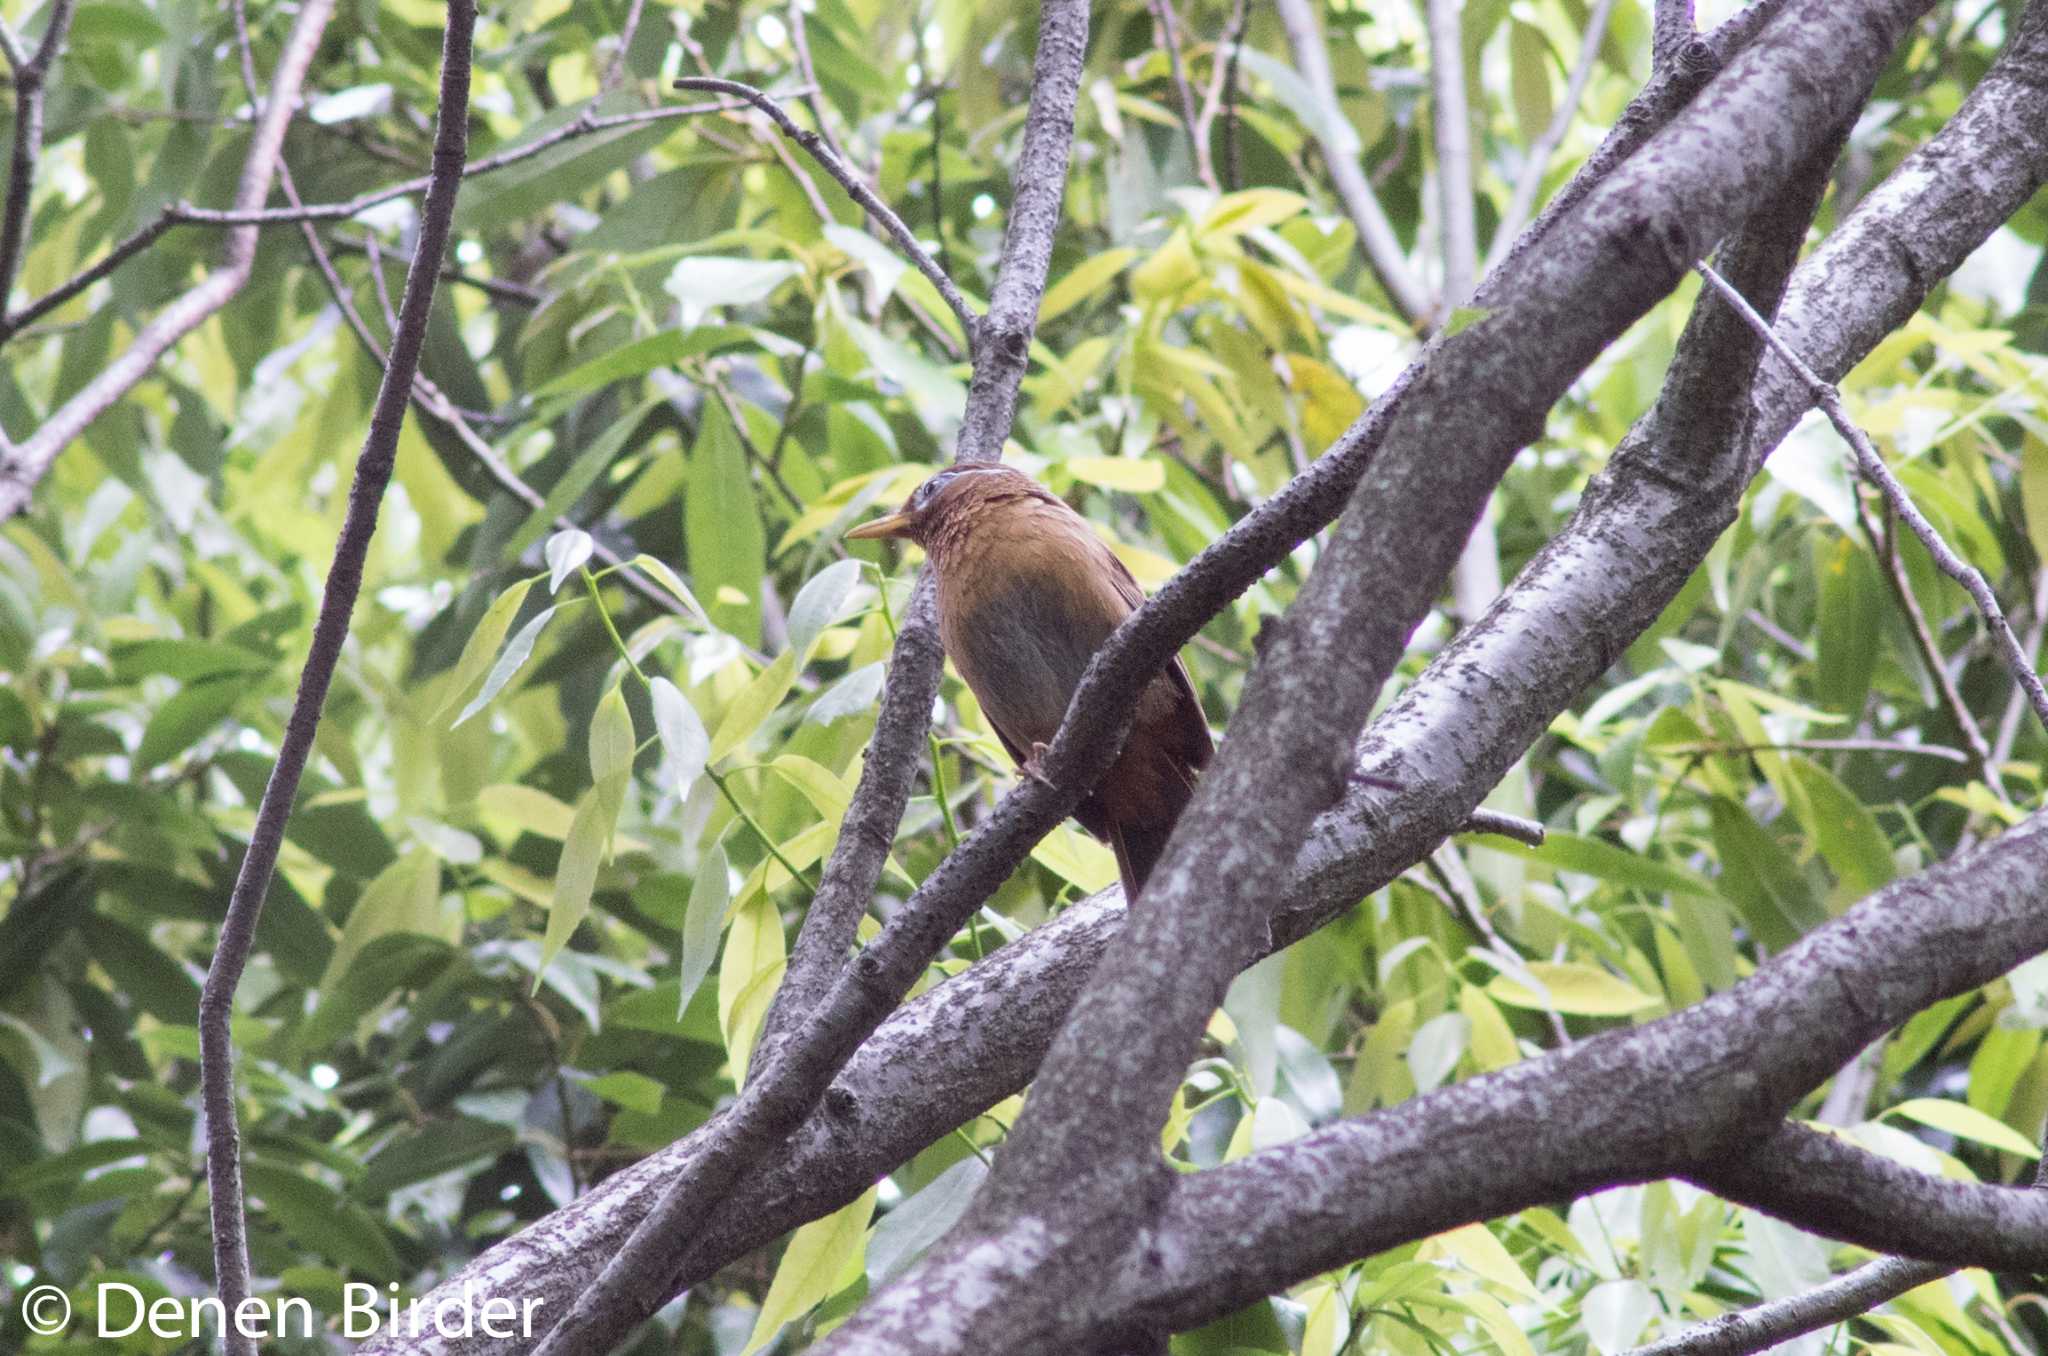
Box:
[846,510,914,541]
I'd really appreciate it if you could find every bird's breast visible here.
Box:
[936,523,1131,748]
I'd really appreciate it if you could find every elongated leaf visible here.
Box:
[1488,962,1660,1017]
[1887,1097,2042,1158]
[651,677,711,788]
[742,1186,877,1355]
[686,400,765,644]
[452,604,560,728]
[718,887,787,1084]
[709,649,798,766]
[538,778,627,979]
[545,529,594,594]
[433,578,538,722]
[786,558,863,660]
[589,684,636,786]
[678,843,729,1015]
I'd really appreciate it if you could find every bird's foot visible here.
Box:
[1021,742,1057,788]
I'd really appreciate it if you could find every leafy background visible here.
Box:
[3,0,2048,1352]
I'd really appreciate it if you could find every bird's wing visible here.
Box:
[1092,539,1213,779]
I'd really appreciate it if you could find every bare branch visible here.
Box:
[195,2,471,1349]
[0,0,76,312]
[601,0,646,91]
[672,76,979,350]
[1622,1257,1948,1356]
[1485,0,1619,274]
[1698,258,2048,736]
[1693,1121,2048,1269]
[0,0,333,518]
[785,3,856,175]
[1271,0,1432,323]
[0,96,761,340]
[1149,0,1216,192]
[1459,808,1545,843]
[1653,0,1698,73]
[1428,0,1478,309]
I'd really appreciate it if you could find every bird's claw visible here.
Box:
[1022,742,1057,788]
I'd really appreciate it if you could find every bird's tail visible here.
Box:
[1110,819,1177,903]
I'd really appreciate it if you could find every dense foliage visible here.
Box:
[3,0,2047,1352]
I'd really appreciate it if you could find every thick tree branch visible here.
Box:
[824,4,1932,1350]
[1693,1121,2048,1269]
[1271,0,1432,322]
[351,5,2048,1351]
[0,0,333,518]
[0,0,76,313]
[518,8,1092,1355]
[195,4,470,1353]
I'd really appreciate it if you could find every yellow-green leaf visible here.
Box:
[433,578,538,722]
[1198,188,1308,239]
[769,754,853,819]
[320,849,453,991]
[589,684,636,785]
[538,778,627,980]
[1885,1098,2042,1159]
[1065,456,1165,493]
[710,649,799,765]
[1488,962,1660,1017]
[741,1186,878,1355]
[1131,227,1202,302]
[1039,247,1138,324]
[718,888,787,1084]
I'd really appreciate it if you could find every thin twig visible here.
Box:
[1194,0,1250,193]
[1621,1256,1949,1356]
[0,0,330,516]
[195,2,428,1346]
[1485,0,1619,275]
[602,0,646,91]
[327,232,546,307]
[1149,0,1216,191]
[1659,738,1970,765]
[1855,491,2003,796]
[1991,564,2048,769]
[786,2,855,172]
[0,0,76,312]
[1459,808,1545,843]
[1271,0,1431,323]
[1701,261,2048,744]
[0,96,762,339]
[673,75,979,350]
[1427,0,1477,313]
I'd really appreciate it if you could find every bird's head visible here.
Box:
[845,464,1037,546]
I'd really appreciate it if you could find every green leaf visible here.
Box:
[865,1158,987,1285]
[786,558,863,659]
[358,1117,514,1197]
[320,849,454,992]
[589,684,636,785]
[1197,188,1307,239]
[1441,305,1493,338]
[1783,756,1895,902]
[628,553,711,624]
[2021,431,2048,564]
[570,1070,666,1116]
[1496,832,1717,898]
[433,578,538,722]
[533,327,751,399]
[243,1163,402,1281]
[665,256,804,326]
[742,1186,877,1355]
[506,396,666,557]
[1038,246,1137,324]
[1885,1098,2043,1159]
[1488,962,1660,1017]
[824,223,908,300]
[110,637,271,684]
[1707,797,1823,950]
[679,843,729,1016]
[1814,535,1883,719]
[650,677,710,788]
[709,649,799,766]
[686,399,766,644]
[538,778,627,979]
[1065,456,1166,493]
[135,677,240,771]
[452,603,561,728]
[545,528,594,594]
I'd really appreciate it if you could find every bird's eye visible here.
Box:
[913,471,957,508]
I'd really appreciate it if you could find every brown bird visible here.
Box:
[848,464,1212,901]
